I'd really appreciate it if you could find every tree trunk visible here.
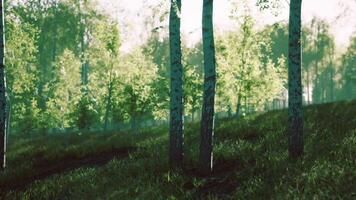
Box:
[79,1,89,88]
[0,0,6,170]
[322,71,326,103]
[191,97,196,122]
[36,11,46,112]
[227,105,232,118]
[6,97,10,141]
[328,51,334,102]
[306,69,310,104]
[52,36,57,63]
[104,78,114,131]
[330,67,334,102]
[131,115,136,131]
[191,108,195,123]
[169,0,184,169]
[244,96,247,114]
[199,0,216,174]
[288,0,304,158]
[81,40,88,86]
[314,60,319,103]
[235,94,241,118]
[129,89,138,132]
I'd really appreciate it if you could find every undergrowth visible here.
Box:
[1,100,355,199]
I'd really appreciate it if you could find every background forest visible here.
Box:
[5,0,355,135]
[0,0,355,199]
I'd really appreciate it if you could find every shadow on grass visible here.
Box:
[0,146,137,192]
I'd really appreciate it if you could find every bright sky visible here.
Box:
[98,0,356,52]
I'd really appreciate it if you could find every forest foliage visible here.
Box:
[0,0,355,198]
[4,0,355,134]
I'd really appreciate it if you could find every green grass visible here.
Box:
[1,100,355,199]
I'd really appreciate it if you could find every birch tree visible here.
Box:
[0,0,6,170]
[288,0,304,158]
[169,0,184,169]
[199,0,216,174]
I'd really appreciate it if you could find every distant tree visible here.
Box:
[100,23,120,130]
[140,1,171,121]
[288,0,304,158]
[309,19,334,104]
[183,44,203,122]
[339,36,356,100]
[116,50,158,131]
[183,65,203,123]
[77,0,91,88]
[14,0,83,113]
[73,94,98,130]
[199,0,216,174]
[5,19,38,133]
[169,0,184,169]
[262,23,315,104]
[11,0,94,129]
[53,50,81,128]
[0,0,6,170]
[216,15,286,115]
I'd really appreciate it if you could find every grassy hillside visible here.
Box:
[1,100,355,199]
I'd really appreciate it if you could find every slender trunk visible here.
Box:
[244,96,247,114]
[37,11,46,111]
[330,67,334,102]
[169,0,184,169]
[313,23,319,104]
[322,72,326,103]
[191,97,196,122]
[52,38,57,63]
[288,0,304,158]
[6,96,10,143]
[306,68,310,104]
[52,11,57,65]
[79,1,89,87]
[235,94,241,117]
[104,78,114,131]
[199,0,216,174]
[81,34,87,86]
[131,115,136,131]
[0,0,6,170]
[328,51,334,102]
[314,60,319,103]
[129,89,138,132]
[191,108,195,123]
[227,105,232,118]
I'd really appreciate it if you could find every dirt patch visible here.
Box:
[194,177,240,199]
[0,147,137,192]
[182,159,247,199]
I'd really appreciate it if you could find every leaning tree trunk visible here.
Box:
[199,0,216,174]
[169,0,184,169]
[0,0,6,171]
[288,0,304,158]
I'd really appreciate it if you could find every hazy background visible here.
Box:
[98,0,356,52]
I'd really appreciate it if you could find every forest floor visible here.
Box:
[0,100,355,199]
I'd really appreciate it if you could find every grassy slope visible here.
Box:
[1,100,355,199]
